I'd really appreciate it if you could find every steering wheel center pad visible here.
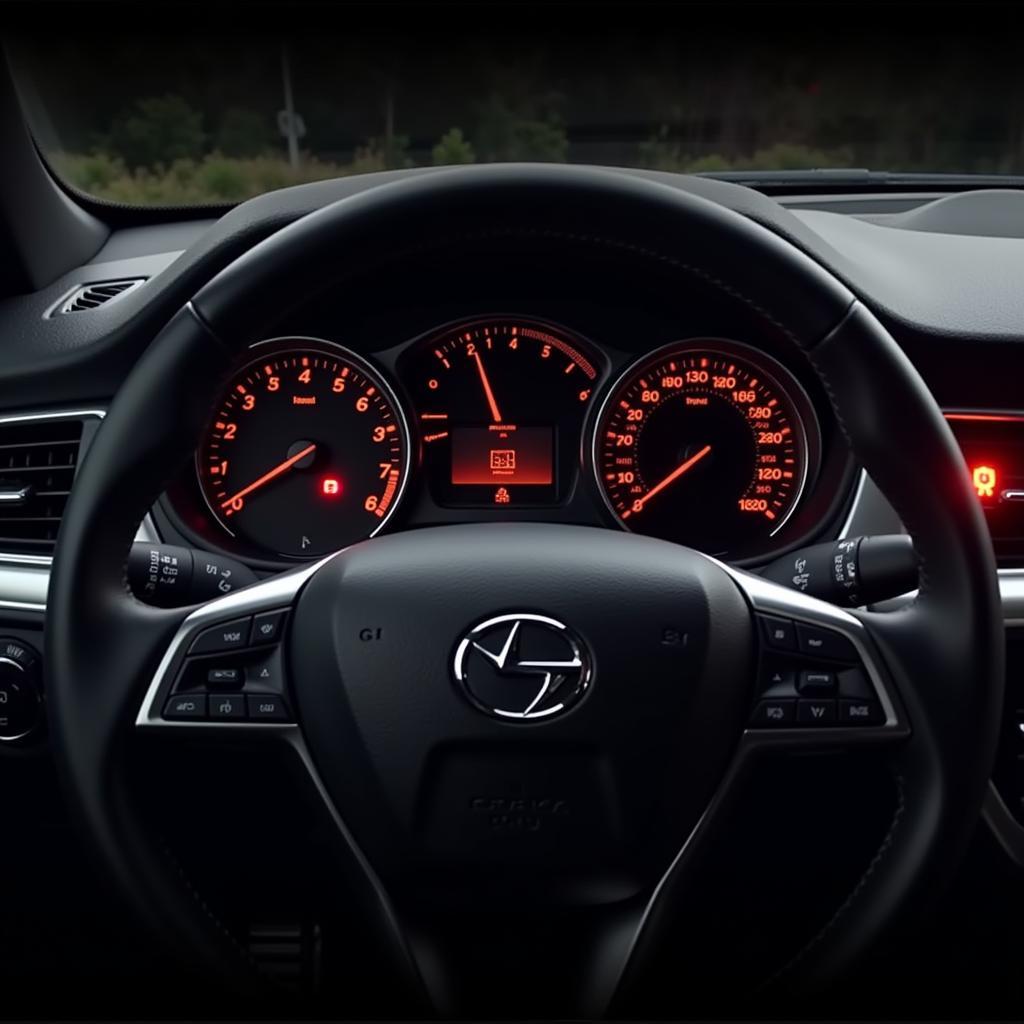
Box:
[292,523,753,903]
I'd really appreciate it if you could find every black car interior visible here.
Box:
[2,6,1024,1021]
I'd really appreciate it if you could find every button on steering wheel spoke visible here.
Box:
[720,563,909,749]
[135,557,327,734]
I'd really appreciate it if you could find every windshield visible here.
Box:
[10,20,1020,206]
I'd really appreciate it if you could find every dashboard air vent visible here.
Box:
[0,418,85,555]
[55,278,145,315]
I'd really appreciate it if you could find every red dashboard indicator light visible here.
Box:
[321,477,342,497]
[971,465,996,499]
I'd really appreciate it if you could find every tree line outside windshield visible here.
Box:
[12,18,1024,205]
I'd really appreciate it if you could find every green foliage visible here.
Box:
[105,94,206,170]
[216,108,272,158]
[474,95,568,163]
[680,154,736,174]
[735,142,856,171]
[57,152,360,205]
[197,155,251,199]
[637,125,689,172]
[54,136,859,206]
[49,62,994,208]
[507,117,568,163]
[432,127,475,166]
[54,152,127,193]
[27,33,1024,208]
[347,145,389,175]
[363,134,411,170]
[639,127,854,174]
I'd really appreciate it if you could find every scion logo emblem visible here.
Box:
[453,613,592,720]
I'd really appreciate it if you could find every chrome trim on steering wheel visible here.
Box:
[713,557,904,734]
[135,554,333,730]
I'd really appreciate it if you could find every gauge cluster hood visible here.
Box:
[8,164,1024,410]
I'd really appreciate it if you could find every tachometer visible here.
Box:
[197,338,409,558]
[593,339,814,555]
[405,317,600,506]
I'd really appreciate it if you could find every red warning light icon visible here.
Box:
[972,465,996,499]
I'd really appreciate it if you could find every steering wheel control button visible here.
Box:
[207,667,242,687]
[246,694,290,721]
[797,698,837,725]
[209,693,246,719]
[250,610,287,646]
[797,669,836,694]
[751,698,796,727]
[164,694,207,720]
[840,699,883,726]
[838,667,875,699]
[795,623,858,662]
[188,617,251,655]
[246,647,285,691]
[759,615,796,651]
[759,666,797,696]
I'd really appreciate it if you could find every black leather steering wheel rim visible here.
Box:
[45,165,1003,1013]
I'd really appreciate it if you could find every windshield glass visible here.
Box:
[10,18,1019,206]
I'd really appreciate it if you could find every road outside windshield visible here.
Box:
[10,20,1023,206]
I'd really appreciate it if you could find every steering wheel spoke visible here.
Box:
[135,559,325,735]
[723,565,909,750]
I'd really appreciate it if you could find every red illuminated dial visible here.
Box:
[406,317,600,506]
[593,340,814,555]
[197,338,409,558]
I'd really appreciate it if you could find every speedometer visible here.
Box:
[593,339,814,555]
[197,338,409,558]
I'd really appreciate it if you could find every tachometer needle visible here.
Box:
[633,444,712,512]
[472,350,503,423]
[220,442,317,510]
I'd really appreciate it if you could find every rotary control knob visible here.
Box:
[0,638,42,742]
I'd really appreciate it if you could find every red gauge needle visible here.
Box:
[220,442,317,510]
[633,444,712,512]
[472,350,503,423]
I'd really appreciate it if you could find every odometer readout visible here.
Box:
[594,341,810,554]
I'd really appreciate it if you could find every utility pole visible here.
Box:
[281,42,300,169]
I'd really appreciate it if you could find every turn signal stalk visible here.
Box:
[760,534,918,607]
[128,543,258,607]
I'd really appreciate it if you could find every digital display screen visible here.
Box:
[451,426,554,486]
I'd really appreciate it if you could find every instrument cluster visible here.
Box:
[161,314,847,569]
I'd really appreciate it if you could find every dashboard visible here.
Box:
[6,159,1024,1019]
[159,307,851,570]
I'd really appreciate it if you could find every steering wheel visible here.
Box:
[46,166,1003,1017]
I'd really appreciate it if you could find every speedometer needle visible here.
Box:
[632,444,712,513]
[472,350,503,423]
[220,442,317,510]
